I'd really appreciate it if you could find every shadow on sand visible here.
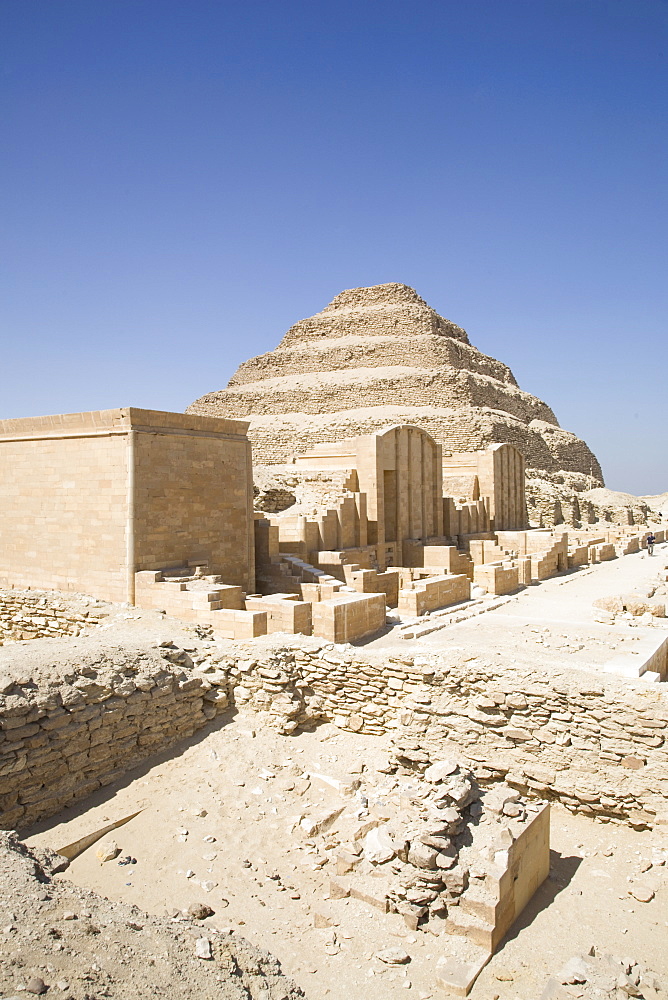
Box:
[22,707,242,841]
[495,848,583,953]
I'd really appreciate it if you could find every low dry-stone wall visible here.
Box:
[219,638,668,829]
[1,635,667,831]
[0,590,107,643]
[0,642,230,829]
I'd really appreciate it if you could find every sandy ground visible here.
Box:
[366,545,668,678]
[26,712,668,1000]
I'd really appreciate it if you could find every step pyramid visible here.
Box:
[187,283,605,525]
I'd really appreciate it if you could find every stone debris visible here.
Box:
[26,977,48,995]
[187,902,215,920]
[375,947,411,965]
[95,839,120,862]
[558,955,592,983]
[540,949,665,999]
[363,825,396,865]
[0,831,305,1000]
[195,937,213,960]
[423,760,458,783]
[0,519,666,1000]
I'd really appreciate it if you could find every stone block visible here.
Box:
[436,952,490,997]
[312,593,385,643]
[397,573,470,616]
[473,562,520,596]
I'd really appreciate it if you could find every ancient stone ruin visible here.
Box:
[188,282,656,529]
[1,287,667,998]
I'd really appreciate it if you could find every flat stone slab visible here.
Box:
[436,951,490,996]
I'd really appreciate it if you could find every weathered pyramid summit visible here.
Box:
[188,283,605,525]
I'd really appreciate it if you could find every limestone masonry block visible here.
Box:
[311,593,386,642]
[0,408,255,602]
[397,573,470,616]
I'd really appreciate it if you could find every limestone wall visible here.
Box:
[132,413,255,590]
[0,408,256,603]
[3,636,666,833]
[0,591,106,644]
[224,641,668,828]
[0,411,131,602]
[0,645,230,830]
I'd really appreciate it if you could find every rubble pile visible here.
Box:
[294,754,546,947]
[594,580,668,622]
[328,760,479,929]
[540,948,665,999]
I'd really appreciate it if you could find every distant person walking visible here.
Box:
[647,532,656,555]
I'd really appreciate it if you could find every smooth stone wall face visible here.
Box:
[0,408,256,602]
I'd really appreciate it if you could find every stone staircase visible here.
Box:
[279,555,357,602]
[255,551,351,599]
[134,564,267,640]
[445,875,504,951]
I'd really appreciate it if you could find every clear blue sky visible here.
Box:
[2,1,666,495]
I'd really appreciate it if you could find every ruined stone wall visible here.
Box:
[221,641,667,828]
[253,467,355,515]
[526,480,656,529]
[0,591,106,644]
[3,637,666,833]
[0,645,230,829]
